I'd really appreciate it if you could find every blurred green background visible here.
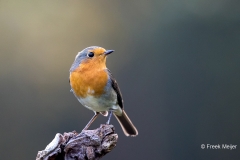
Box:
[1,1,240,159]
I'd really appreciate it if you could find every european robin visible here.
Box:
[69,46,138,136]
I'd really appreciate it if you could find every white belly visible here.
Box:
[77,93,120,113]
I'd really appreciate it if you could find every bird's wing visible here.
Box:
[107,69,124,109]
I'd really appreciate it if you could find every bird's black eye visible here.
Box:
[87,52,94,57]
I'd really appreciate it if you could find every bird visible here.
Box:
[69,46,138,137]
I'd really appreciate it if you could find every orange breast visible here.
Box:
[70,59,108,98]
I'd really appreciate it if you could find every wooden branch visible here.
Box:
[36,124,118,160]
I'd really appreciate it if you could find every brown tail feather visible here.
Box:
[114,110,138,137]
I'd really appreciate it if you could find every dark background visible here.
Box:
[1,1,240,159]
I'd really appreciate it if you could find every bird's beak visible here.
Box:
[104,50,114,55]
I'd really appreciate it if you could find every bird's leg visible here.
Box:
[82,112,100,130]
[106,110,113,125]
